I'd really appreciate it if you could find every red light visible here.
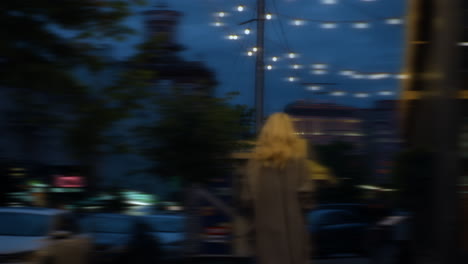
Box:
[54,175,86,188]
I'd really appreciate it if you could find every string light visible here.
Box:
[216,12,227,18]
[395,74,409,79]
[288,52,298,59]
[291,64,303,69]
[340,70,354,76]
[368,73,391,80]
[353,22,370,29]
[291,19,306,26]
[227,34,239,40]
[321,22,338,29]
[331,91,346,96]
[385,18,403,25]
[351,74,365,79]
[355,93,370,98]
[312,64,328,69]
[379,91,394,96]
[210,4,403,100]
[321,0,338,4]
[312,70,327,75]
[307,86,322,91]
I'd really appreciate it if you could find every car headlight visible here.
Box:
[1,251,35,262]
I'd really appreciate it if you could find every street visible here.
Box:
[317,257,369,264]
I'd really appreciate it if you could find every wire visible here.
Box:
[270,0,292,53]
[274,12,403,24]
[203,0,401,100]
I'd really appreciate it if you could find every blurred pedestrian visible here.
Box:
[241,113,316,264]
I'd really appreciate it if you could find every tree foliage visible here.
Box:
[137,88,251,185]
[0,0,138,157]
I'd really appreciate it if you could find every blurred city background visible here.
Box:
[0,0,466,263]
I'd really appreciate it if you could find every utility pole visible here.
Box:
[255,0,266,133]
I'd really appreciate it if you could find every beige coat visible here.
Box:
[241,158,315,264]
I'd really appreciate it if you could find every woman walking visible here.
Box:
[241,113,315,264]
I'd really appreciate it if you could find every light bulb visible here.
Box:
[266,65,273,70]
[237,5,245,12]
[272,57,279,62]
[321,0,338,4]
[353,22,370,29]
[288,53,297,59]
[321,23,338,29]
[244,28,251,35]
[331,91,346,96]
[307,86,322,91]
[312,70,327,75]
[312,64,327,69]
[355,93,369,98]
[292,20,305,26]
[379,91,394,96]
[265,14,273,20]
[385,18,403,25]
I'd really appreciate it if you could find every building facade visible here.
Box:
[284,100,366,152]
[362,100,402,185]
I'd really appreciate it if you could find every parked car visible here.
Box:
[143,214,186,258]
[81,213,137,263]
[0,207,92,264]
[307,208,370,257]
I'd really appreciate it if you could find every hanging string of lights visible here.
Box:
[207,0,405,99]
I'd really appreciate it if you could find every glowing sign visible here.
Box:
[54,175,86,188]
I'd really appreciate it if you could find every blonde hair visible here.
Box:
[252,112,307,168]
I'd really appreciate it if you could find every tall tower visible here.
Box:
[143,1,182,48]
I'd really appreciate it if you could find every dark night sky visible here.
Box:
[113,0,407,114]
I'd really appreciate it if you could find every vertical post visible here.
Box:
[255,0,266,133]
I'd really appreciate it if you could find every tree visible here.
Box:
[138,89,249,185]
[0,0,138,161]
